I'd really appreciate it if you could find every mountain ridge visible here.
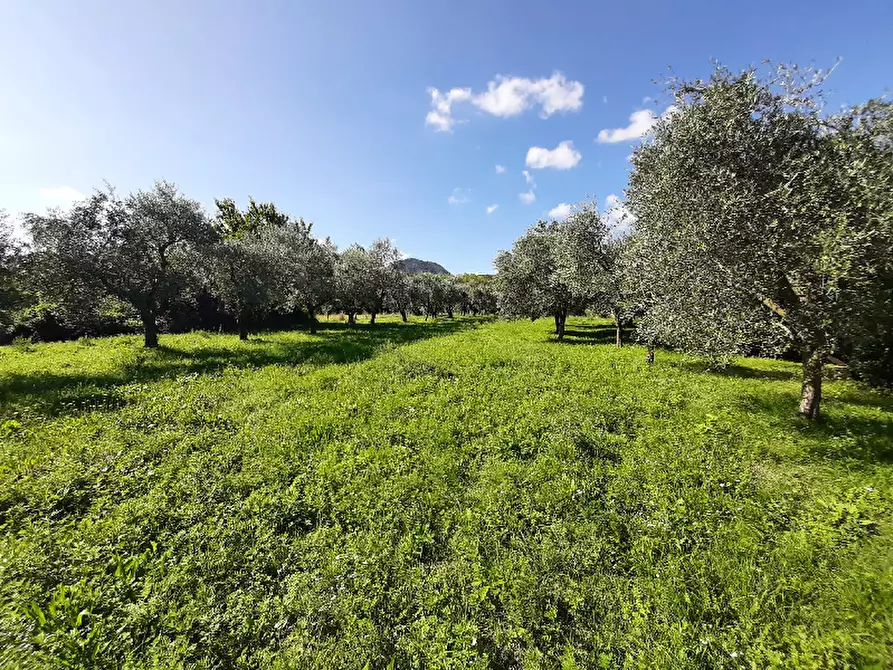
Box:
[396,258,450,275]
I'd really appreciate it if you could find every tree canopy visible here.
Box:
[626,63,893,418]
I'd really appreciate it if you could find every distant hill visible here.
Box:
[396,258,450,275]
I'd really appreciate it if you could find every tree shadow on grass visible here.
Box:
[678,360,801,382]
[555,325,619,346]
[0,318,485,419]
[739,389,893,466]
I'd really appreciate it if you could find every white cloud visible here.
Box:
[596,109,657,143]
[473,72,584,118]
[425,72,583,131]
[486,204,499,214]
[495,164,506,174]
[39,185,85,203]
[425,87,472,132]
[596,105,676,143]
[522,170,536,186]
[604,193,635,236]
[525,140,582,170]
[548,203,573,220]
[519,191,536,205]
[448,187,470,205]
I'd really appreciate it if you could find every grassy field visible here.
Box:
[1,317,891,669]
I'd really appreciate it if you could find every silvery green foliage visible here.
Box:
[626,62,893,414]
[367,238,404,319]
[454,274,498,315]
[259,220,337,325]
[551,199,636,332]
[206,230,282,334]
[622,226,790,363]
[295,237,338,323]
[25,181,214,346]
[409,273,446,317]
[495,217,592,337]
[333,238,404,322]
[206,200,310,337]
[335,244,375,321]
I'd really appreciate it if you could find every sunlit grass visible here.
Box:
[1,317,891,668]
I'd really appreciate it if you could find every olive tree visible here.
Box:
[455,274,498,316]
[366,238,403,324]
[335,244,374,324]
[206,199,303,339]
[206,231,283,340]
[626,63,893,419]
[288,236,337,333]
[388,271,414,322]
[25,181,214,348]
[495,219,590,340]
[550,200,634,346]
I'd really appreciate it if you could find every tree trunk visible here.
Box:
[613,312,624,347]
[370,312,377,325]
[141,308,158,348]
[447,307,454,319]
[646,345,655,365]
[798,345,824,421]
[348,312,356,325]
[237,314,249,341]
[554,312,566,341]
[400,309,407,322]
[308,305,317,334]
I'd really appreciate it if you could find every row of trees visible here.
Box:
[0,190,497,346]
[4,62,889,421]
[495,63,893,420]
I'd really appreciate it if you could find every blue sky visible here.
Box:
[1,0,891,273]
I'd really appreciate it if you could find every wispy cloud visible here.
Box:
[548,203,572,220]
[39,185,85,203]
[519,191,536,205]
[525,141,582,170]
[426,88,473,132]
[495,164,506,174]
[448,187,470,205]
[486,204,499,214]
[425,72,584,132]
[522,170,536,187]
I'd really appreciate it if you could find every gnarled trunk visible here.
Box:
[370,312,377,325]
[400,309,407,322]
[141,307,158,348]
[307,305,318,334]
[447,307,454,319]
[347,312,356,325]
[798,345,824,421]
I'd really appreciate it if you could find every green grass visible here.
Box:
[1,316,892,669]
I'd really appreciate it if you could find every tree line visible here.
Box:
[495,63,893,420]
[2,63,890,421]
[0,190,497,346]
